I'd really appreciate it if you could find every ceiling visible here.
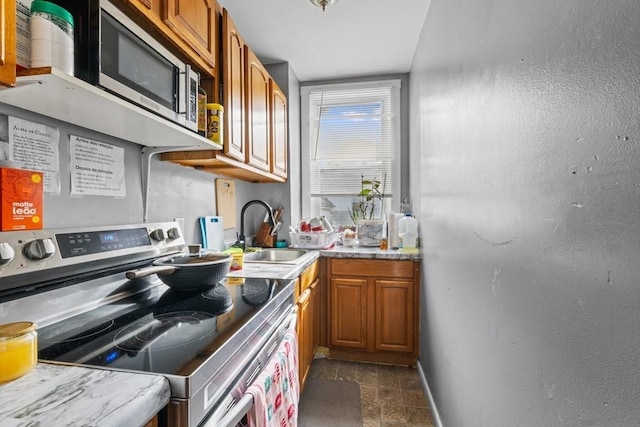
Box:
[216,0,431,82]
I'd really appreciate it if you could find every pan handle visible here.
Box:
[125,265,178,280]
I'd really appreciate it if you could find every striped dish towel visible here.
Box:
[246,328,299,427]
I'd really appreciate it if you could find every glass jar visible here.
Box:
[30,0,74,76]
[0,321,38,383]
[379,237,388,250]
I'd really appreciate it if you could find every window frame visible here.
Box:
[300,79,402,220]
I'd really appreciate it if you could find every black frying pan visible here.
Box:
[125,252,232,292]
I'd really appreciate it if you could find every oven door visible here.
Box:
[198,306,298,427]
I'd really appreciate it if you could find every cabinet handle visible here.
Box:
[298,288,311,304]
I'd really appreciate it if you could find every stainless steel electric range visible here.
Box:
[0,222,296,427]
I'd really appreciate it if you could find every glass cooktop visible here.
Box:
[37,277,288,376]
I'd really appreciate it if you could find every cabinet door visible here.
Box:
[0,0,16,87]
[310,278,320,359]
[374,279,414,353]
[297,286,312,388]
[270,79,287,178]
[163,0,216,68]
[245,48,270,171]
[330,277,368,349]
[221,9,245,161]
[127,0,156,11]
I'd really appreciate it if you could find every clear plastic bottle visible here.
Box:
[398,214,418,252]
[30,1,74,76]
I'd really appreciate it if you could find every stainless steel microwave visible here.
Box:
[54,0,199,132]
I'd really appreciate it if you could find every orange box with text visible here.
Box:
[0,167,43,231]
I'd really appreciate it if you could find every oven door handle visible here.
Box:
[206,308,298,427]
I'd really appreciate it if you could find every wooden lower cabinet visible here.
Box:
[143,415,158,427]
[296,260,320,391]
[327,258,419,366]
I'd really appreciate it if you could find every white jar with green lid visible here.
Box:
[30,0,74,75]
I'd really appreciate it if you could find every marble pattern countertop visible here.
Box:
[225,246,420,279]
[320,245,421,260]
[0,363,170,427]
[0,246,420,426]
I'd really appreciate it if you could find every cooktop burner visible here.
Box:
[37,277,288,376]
[115,312,216,354]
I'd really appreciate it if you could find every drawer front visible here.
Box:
[330,259,414,279]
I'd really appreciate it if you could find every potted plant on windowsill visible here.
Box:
[349,174,386,246]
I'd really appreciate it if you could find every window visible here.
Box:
[301,79,401,227]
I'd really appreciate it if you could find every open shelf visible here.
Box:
[0,67,222,150]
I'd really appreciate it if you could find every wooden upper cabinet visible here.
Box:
[221,9,245,162]
[270,79,287,178]
[245,47,271,172]
[163,0,216,68]
[116,0,216,76]
[0,0,17,87]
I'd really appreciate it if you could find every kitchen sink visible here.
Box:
[243,249,308,264]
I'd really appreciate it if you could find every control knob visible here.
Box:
[150,228,166,241]
[167,227,181,240]
[0,242,15,267]
[24,238,56,260]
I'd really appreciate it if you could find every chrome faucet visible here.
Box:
[238,200,276,250]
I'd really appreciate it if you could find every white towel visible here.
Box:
[246,328,299,427]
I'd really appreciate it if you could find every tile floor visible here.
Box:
[307,357,435,427]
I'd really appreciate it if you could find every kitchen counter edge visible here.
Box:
[0,363,170,427]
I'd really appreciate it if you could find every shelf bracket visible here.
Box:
[141,146,202,223]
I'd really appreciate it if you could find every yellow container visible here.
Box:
[0,321,37,383]
[206,103,224,144]
[223,247,244,270]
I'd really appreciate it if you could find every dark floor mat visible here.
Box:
[298,378,362,427]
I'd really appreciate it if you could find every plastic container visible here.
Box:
[223,247,244,270]
[197,87,208,137]
[30,0,74,75]
[0,321,38,383]
[398,214,418,250]
[289,231,335,249]
[206,103,224,144]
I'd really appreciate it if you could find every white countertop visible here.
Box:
[0,363,170,427]
[320,245,421,260]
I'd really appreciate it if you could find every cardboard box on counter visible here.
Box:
[0,167,43,231]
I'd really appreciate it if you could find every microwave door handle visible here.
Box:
[183,64,197,124]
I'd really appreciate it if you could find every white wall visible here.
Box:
[410,1,640,426]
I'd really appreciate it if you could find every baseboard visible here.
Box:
[416,360,443,427]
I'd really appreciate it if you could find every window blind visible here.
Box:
[306,81,399,197]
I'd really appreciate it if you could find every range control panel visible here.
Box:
[56,227,152,258]
[0,222,186,292]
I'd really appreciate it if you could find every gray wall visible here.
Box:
[410,1,640,426]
